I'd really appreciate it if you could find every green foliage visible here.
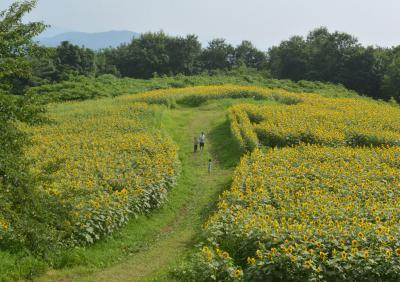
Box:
[0,0,67,260]
[2,23,398,101]
[175,250,242,282]
[3,24,396,102]
[26,74,154,102]
[0,251,47,282]
[55,41,96,77]
[268,35,308,81]
[26,42,97,87]
[104,32,202,78]
[0,0,46,92]
[26,72,359,103]
[267,27,394,100]
[382,48,400,101]
[199,38,235,71]
[0,92,63,257]
[235,41,268,71]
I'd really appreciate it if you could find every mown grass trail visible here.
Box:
[36,101,241,282]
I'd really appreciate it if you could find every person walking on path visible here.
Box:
[199,131,206,152]
[208,159,212,174]
[193,136,199,153]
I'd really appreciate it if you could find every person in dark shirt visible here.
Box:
[193,136,199,152]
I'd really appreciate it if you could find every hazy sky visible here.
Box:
[1,0,400,49]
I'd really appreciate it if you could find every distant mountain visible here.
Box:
[38,26,75,38]
[36,30,139,50]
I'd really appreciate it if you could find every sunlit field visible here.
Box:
[22,100,179,245]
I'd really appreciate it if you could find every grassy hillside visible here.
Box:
[27,73,359,103]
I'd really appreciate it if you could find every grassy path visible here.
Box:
[36,103,241,282]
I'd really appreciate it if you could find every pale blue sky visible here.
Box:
[1,0,399,48]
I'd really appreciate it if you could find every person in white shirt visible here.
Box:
[199,131,205,152]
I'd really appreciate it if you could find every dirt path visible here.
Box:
[36,104,240,282]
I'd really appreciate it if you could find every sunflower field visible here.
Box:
[3,82,400,280]
[20,100,179,245]
[172,85,400,281]
[229,97,400,150]
[192,146,400,281]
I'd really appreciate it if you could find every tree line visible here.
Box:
[15,33,268,86]
[268,28,400,101]
[2,3,400,102]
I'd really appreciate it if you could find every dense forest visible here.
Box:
[1,2,400,101]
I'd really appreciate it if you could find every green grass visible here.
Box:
[0,252,47,282]
[32,98,264,282]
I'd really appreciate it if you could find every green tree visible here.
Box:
[305,27,360,82]
[199,39,235,71]
[235,40,267,71]
[0,1,58,254]
[268,36,308,81]
[54,41,96,78]
[0,0,46,91]
[95,49,120,77]
[109,32,202,78]
[30,47,59,84]
[381,46,400,101]
[338,46,383,98]
[123,32,170,78]
[104,43,131,77]
[267,27,390,99]
[166,34,202,75]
